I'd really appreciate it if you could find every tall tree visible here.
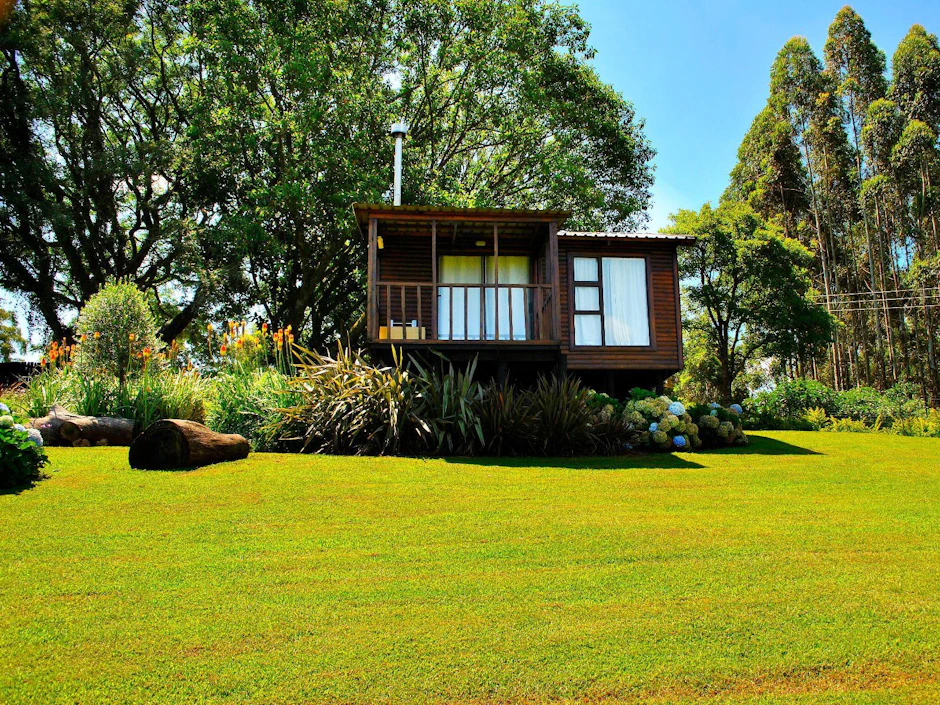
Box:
[891,25,940,128]
[724,104,808,239]
[670,202,833,404]
[186,0,655,345]
[0,0,202,341]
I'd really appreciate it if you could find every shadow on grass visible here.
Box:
[709,434,821,456]
[442,435,819,469]
[443,454,705,470]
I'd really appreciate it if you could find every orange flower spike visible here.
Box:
[80,334,87,344]
[261,322,269,335]
[219,344,228,356]
[40,357,47,367]
[207,323,214,333]
[94,331,101,340]
[128,333,136,342]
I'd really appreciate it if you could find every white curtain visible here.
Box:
[602,257,650,346]
[573,257,599,282]
[485,256,529,340]
[574,314,602,346]
[438,256,482,340]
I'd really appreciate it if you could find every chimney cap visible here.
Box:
[390,121,409,138]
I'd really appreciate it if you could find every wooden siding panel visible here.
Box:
[558,239,682,371]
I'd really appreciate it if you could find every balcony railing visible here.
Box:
[372,282,557,343]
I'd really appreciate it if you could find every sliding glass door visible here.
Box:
[438,256,530,340]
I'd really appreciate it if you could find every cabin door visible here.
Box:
[438,256,530,340]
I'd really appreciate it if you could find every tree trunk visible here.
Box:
[60,415,135,446]
[29,405,79,445]
[129,420,249,469]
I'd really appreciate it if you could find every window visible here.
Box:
[572,256,650,347]
[438,256,530,340]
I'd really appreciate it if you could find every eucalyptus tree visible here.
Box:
[824,6,889,383]
[724,105,808,240]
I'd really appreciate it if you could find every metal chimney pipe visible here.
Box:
[391,122,408,206]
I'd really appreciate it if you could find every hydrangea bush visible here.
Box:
[629,395,702,451]
[0,403,48,488]
[688,402,748,448]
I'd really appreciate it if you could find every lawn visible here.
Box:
[1,433,938,704]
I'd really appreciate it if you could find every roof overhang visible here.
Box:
[353,203,571,226]
[558,230,696,245]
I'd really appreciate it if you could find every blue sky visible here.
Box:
[576,0,940,230]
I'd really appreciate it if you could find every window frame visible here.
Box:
[567,253,657,351]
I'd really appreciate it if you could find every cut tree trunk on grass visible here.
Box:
[30,406,135,446]
[60,416,134,446]
[30,405,80,445]
[129,420,250,470]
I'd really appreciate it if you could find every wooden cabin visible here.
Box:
[356,203,695,394]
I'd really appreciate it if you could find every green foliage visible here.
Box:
[0,407,47,488]
[74,282,161,382]
[0,308,25,362]
[207,368,295,451]
[274,345,421,456]
[671,202,833,404]
[745,379,935,434]
[411,358,484,456]
[524,376,598,457]
[891,410,940,437]
[21,366,206,429]
[630,396,711,451]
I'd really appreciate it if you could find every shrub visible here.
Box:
[274,345,420,455]
[745,379,838,428]
[411,358,483,455]
[834,386,894,424]
[631,395,705,451]
[524,376,598,456]
[478,382,532,456]
[74,281,161,381]
[687,402,747,449]
[208,368,295,451]
[891,410,940,438]
[0,404,47,488]
[21,365,206,429]
[827,417,876,433]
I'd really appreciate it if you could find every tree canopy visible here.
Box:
[1,0,654,347]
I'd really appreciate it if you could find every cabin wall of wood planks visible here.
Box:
[557,238,682,372]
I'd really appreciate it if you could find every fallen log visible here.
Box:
[60,415,134,446]
[129,420,250,470]
[30,405,80,445]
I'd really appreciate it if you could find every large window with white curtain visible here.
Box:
[438,256,530,340]
[572,256,650,347]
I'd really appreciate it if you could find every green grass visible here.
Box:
[1,433,939,704]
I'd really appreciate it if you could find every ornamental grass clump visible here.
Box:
[273,344,421,455]
[0,403,47,488]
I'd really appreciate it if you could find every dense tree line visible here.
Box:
[724,7,940,403]
[0,0,654,348]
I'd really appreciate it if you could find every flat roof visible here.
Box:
[558,230,696,244]
[353,203,571,225]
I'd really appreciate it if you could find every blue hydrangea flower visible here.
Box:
[708,402,720,409]
[668,401,686,417]
[729,404,743,415]
[27,428,43,447]
[710,410,718,416]
[649,422,659,432]
[673,435,687,448]
[0,403,9,414]
[13,424,26,433]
